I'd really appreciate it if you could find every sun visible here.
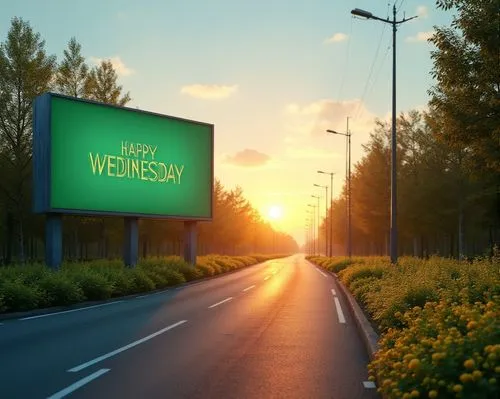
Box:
[268,205,283,220]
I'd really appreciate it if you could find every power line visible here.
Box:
[354,23,388,119]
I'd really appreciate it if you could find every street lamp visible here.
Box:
[314,183,329,257]
[318,170,335,257]
[307,205,316,255]
[311,195,321,255]
[351,6,417,264]
[327,122,351,258]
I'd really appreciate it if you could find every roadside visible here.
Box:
[0,254,288,321]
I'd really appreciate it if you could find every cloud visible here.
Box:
[90,56,135,77]
[180,84,238,100]
[224,149,271,167]
[406,31,434,42]
[282,98,377,165]
[416,5,429,18]
[324,33,348,44]
[284,98,376,137]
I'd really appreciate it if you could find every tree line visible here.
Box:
[307,0,499,258]
[0,17,298,263]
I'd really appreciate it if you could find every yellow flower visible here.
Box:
[472,370,483,380]
[463,359,475,369]
[408,359,421,370]
[453,384,463,393]
[459,373,472,383]
[467,320,478,329]
[428,391,438,398]
[410,389,420,398]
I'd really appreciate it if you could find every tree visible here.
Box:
[0,17,56,262]
[430,0,500,253]
[430,0,500,174]
[85,60,131,106]
[55,37,88,97]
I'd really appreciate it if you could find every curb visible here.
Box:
[307,260,379,360]
[331,271,379,360]
[0,257,282,322]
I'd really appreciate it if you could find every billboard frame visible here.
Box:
[33,92,214,221]
[33,93,214,268]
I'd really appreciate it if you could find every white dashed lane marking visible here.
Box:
[208,297,233,309]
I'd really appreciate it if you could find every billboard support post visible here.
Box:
[184,221,197,265]
[124,217,139,267]
[46,213,62,269]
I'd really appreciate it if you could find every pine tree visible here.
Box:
[85,60,131,105]
[55,37,88,97]
[0,17,56,262]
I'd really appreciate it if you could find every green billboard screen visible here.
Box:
[34,93,213,220]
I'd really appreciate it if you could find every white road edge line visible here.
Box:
[363,381,376,389]
[331,288,337,296]
[47,368,110,399]
[136,290,169,299]
[20,301,124,321]
[316,268,327,278]
[242,285,255,292]
[264,276,270,281]
[334,297,346,324]
[208,297,233,309]
[68,320,187,372]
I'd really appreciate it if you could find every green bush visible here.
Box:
[329,258,354,273]
[0,279,43,311]
[39,273,84,306]
[339,263,386,286]
[0,254,285,313]
[196,263,215,277]
[140,269,169,289]
[97,268,133,297]
[129,269,155,293]
[162,269,185,285]
[8,264,51,286]
[174,264,203,281]
[67,270,114,300]
[350,276,381,304]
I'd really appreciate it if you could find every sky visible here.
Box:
[1,0,453,245]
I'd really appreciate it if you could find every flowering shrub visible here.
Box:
[310,255,500,397]
[370,299,500,398]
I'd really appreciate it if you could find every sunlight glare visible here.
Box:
[268,205,283,220]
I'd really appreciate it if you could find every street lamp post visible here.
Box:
[318,171,335,256]
[314,183,329,257]
[307,205,316,255]
[311,195,321,255]
[351,6,417,264]
[327,118,351,258]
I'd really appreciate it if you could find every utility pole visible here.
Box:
[327,117,351,258]
[351,5,417,263]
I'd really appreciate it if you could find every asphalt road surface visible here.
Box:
[0,254,379,399]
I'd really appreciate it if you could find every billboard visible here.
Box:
[33,93,213,220]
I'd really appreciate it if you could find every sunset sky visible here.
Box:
[1,0,452,245]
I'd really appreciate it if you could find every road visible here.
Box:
[0,255,378,399]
